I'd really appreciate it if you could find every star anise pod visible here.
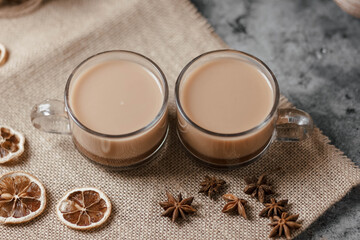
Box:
[221,193,248,219]
[243,173,273,203]
[159,192,196,222]
[199,176,226,198]
[269,212,302,239]
[259,198,288,218]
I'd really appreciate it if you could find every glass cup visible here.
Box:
[31,50,169,169]
[175,49,313,168]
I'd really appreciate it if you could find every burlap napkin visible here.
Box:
[0,0,359,239]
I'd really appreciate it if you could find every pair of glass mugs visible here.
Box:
[31,50,313,169]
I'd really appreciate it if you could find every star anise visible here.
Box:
[199,176,226,198]
[159,192,196,222]
[221,193,248,219]
[259,198,288,218]
[269,212,302,239]
[244,173,273,203]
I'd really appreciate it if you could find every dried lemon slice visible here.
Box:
[0,126,25,164]
[56,187,111,230]
[0,171,46,224]
[0,43,8,66]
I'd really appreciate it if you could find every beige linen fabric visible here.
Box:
[0,0,359,239]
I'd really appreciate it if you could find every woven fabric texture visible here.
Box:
[0,0,359,239]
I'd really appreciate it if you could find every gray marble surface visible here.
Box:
[190,0,360,239]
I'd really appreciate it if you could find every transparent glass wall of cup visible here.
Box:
[31,51,169,169]
[175,50,313,168]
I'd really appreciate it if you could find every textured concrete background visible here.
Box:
[190,0,360,239]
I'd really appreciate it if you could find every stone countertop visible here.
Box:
[190,0,360,239]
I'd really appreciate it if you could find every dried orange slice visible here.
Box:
[56,187,111,230]
[0,171,46,224]
[0,126,25,164]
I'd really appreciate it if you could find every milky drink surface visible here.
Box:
[69,60,167,167]
[178,57,275,164]
[71,60,163,134]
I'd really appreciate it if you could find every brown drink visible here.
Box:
[180,58,273,133]
[176,50,277,167]
[70,60,163,135]
[67,53,168,168]
[32,50,313,170]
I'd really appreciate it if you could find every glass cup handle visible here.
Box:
[275,108,314,142]
[30,99,71,135]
